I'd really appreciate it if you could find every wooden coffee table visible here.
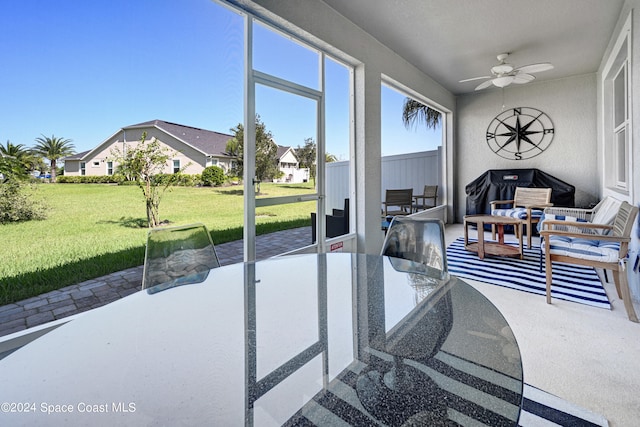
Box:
[463,215,523,260]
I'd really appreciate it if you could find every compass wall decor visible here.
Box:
[485,107,554,160]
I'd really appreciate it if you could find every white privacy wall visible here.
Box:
[455,74,599,222]
[324,149,442,214]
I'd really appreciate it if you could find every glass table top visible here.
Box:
[0,253,522,426]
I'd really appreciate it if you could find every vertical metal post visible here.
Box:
[243,16,256,262]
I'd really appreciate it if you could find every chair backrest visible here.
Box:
[612,202,639,239]
[380,216,448,282]
[591,196,622,225]
[514,187,551,207]
[420,185,438,207]
[142,223,220,292]
[385,189,413,206]
[422,185,438,198]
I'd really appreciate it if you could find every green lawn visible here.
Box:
[0,182,316,305]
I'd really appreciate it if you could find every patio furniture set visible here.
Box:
[462,189,638,323]
[381,185,438,231]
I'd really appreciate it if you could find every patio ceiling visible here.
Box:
[321,0,625,95]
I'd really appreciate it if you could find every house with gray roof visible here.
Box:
[274,145,308,183]
[64,119,307,182]
[63,120,236,177]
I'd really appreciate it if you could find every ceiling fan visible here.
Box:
[459,53,554,91]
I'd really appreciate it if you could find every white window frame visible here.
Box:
[106,161,113,176]
[173,159,180,174]
[80,162,86,176]
[601,11,633,201]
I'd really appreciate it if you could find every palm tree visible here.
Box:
[325,153,338,162]
[0,140,32,179]
[32,135,75,182]
[402,98,441,130]
[0,140,26,158]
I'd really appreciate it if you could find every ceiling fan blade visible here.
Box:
[513,73,535,84]
[459,75,491,83]
[475,79,495,90]
[515,63,554,74]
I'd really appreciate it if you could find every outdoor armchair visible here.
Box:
[412,185,438,212]
[490,187,552,249]
[540,201,638,322]
[382,189,414,217]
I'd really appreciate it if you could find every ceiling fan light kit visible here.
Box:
[460,53,553,91]
[492,76,515,88]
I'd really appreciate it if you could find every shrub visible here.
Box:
[0,181,47,223]
[201,166,225,186]
[57,175,123,184]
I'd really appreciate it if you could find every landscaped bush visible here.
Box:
[57,175,124,184]
[150,173,197,186]
[56,174,201,186]
[0,181,47,223]
[201,165,225,186]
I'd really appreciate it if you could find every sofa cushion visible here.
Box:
[492,207,544,219]
[542,235,621,263]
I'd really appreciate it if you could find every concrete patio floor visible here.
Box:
[443,223,640,427]
[1,223,639,425]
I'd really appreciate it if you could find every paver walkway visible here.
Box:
[0,226,313,338]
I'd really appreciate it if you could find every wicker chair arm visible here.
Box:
[540,219,612,232]
[543,206,596,221]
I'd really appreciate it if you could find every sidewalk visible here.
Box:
[0,226,313,338]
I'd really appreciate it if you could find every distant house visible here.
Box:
[274,145,309,183]
[64,119,309,183]
[63,120,236,177]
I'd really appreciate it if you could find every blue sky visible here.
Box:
[0,0,441,161]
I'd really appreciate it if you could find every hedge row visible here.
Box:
[56,173,220,187]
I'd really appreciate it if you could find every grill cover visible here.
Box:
[466,169,575,215]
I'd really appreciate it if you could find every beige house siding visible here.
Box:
[64,121,235,177]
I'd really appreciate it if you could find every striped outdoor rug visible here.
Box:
[447,237,610,309]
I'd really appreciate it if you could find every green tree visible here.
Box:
[402,98,441,131]
[0,155,24,181]
[32,135,75,182]
[325,153,338,162]
[295,138,317,186]
[0,141,39,179]
[110,132,186,228]
[227,115,280,181]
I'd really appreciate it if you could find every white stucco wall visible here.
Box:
[455,74,599,222]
